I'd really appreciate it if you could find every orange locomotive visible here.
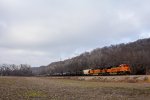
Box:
[88,64,131,75]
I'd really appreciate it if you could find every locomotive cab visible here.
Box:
[119,64,131,74]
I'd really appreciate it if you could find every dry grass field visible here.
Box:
[0,76,150,100]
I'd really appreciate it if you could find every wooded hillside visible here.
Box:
[33,38,150,75]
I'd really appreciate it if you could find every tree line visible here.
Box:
[33,38,150,75]
[0,64,32,76]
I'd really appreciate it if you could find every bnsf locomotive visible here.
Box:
[83,64,131,76]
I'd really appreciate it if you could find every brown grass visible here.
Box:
[0,76,150,100]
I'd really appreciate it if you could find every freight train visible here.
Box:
[52,64,131,76]
[83,64,131,76]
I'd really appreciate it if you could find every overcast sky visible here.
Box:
[0,0,150,67]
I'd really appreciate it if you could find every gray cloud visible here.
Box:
[0,0,150,66]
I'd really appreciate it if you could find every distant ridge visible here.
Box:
[32,38,150,75]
